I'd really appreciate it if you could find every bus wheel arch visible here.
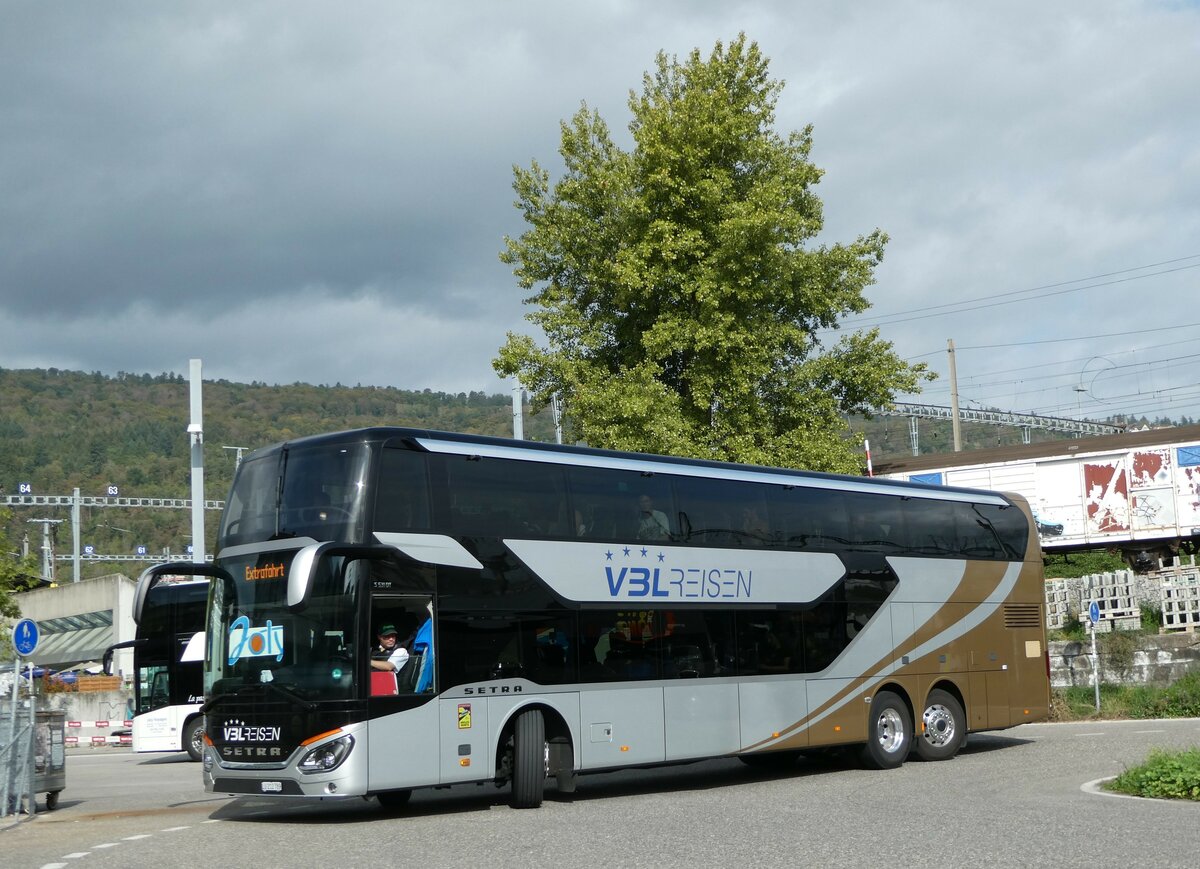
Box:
[183,715,205,762]
[860,685,913,770]
[498,703,574,808]
[916,683,967,761]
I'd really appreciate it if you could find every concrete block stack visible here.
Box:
[1159,555,1200,633]
[1044,578,1073,630]
[1081,570,1141,633]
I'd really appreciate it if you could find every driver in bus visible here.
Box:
[370,625,411,672]
[636,494,670,540]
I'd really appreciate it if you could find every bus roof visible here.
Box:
[240,426,1016,507]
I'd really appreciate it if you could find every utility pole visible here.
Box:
[222,445,249,471]
[72,487,81,582]
[511,378,524,440]
[550,394,563,445]
[947,339,962,452]
[26,518,63,582]
[188,359,206,564]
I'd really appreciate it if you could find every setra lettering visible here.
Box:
[222,746,284,759]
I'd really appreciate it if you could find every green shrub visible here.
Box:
[1106,748,1200,801]
[1051,672,1200,721]
[1129,672,1200,719]
[1140,604,1161,633]
[1044,549,1126,578]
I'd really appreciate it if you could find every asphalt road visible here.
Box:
[4,719,1200,869]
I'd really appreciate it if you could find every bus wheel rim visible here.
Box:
[922,704,955,747]
[876,708,905,753]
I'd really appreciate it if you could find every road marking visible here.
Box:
[123,834,152,840]
[92,842,120,849]
[62,853,90,859]
[1133,729,1165,734]
[160,825,190,832]
[39,863,69,869]
[1075,732,1105,736]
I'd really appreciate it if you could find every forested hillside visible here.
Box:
[0,368,554,576]
[0,367,1176,580]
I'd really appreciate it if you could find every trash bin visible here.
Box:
[34,710,66,810]
[3,702,64,815]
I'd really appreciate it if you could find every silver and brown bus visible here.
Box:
[137,427,1049,808]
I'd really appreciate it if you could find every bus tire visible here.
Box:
[184,716,205,762]
[915,689,966,761]
[511,709,546,809]
[860,690,911,770]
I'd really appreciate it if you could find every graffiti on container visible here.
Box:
[1131,449,1172,489]
[1084,460,1129,533]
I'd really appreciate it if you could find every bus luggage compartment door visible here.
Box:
[665,682,740,761]
[580,687,664,769]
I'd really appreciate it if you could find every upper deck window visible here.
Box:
[218,443,372,547]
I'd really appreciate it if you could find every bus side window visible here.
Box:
[376,448,431,531]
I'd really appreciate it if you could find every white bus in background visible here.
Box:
[105,577,208,760]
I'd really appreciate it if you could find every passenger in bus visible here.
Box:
[636,494,670,540]
[370,624,411,673]
[739,505,770,541]
[758,611,804,673]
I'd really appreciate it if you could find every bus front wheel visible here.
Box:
[511,709,547,809]
[860,690,911,770]
[184,716,205,762]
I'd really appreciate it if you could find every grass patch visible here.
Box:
[1051,671,1200,721]
[1106,748,1200,801]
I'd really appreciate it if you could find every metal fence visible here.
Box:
[1,672,36,819]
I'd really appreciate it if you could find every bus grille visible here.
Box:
[1004,603,1042,629]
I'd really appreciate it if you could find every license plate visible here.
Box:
[261,781,282,793]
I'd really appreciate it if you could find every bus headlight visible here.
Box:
[298,734,355,774]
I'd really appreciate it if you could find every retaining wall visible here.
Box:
[1049,633,1200,688]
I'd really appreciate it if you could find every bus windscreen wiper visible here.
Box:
[201,680,316,713]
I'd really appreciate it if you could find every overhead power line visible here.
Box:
[846,260,1200,328]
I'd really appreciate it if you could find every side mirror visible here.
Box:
[287,543,397,612]
[101,638,146,676]
[132,562,234,625]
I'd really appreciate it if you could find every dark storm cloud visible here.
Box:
[1,1,1198,412]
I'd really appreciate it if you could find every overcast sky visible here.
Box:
[3,1,1198,428]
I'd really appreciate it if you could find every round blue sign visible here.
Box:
[12,618,39,657]
[1089,601,1100,624]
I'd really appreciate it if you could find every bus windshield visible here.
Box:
[204,550,359,704]
[219,442,372,547]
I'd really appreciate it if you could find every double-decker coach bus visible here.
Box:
[136,427,1049,808]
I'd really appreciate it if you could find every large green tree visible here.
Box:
[495,35,931,473]
[1,508,39,621]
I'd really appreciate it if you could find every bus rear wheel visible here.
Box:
[860,690,911,770]
[916,689,966,761]
[511,709,547,809]
[184,716,205,762]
